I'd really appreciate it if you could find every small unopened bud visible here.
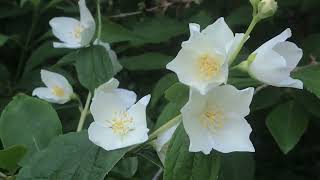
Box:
[257,0,278,19]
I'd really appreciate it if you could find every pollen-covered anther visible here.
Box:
[51,86,65,97]
[197,54,220,80]
[110,111,134,136]
[73,24,83,39]
[200,108,224,133]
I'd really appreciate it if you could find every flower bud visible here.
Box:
[257,0,278,19]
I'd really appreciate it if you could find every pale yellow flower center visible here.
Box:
[200,107,224,133]
[110,111,134,136]
[73,24,83,40]
[52,86,65,97]
[197,54,221,80]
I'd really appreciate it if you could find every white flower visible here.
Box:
[49,0,95,48]
[88,78,150,151]
[248,28,303,89]
[93,39,123,74]
[153,122,180,164]
[181,85,255,154]
[166,18,245,95]
[32,70,74,104]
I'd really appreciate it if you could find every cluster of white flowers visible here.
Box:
[32,0,303,164]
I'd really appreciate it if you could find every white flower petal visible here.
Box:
[254,28,291,54]
[127,95,150,127]
[189,23,201,37]
[90,91,128,123]
[213,113,255,153]
[94,39,122,73]
[53,42,81,49]
[32,87,68,104]
[95,78,119,95]
[273,41,303,71]
[226,33,247,63]
[114,89,137,108]
[49,17,81,44]
[154,123,179,152]
[249,49,291,86]
[40,70,73,98]
[278,78,303,89]
[88,122,125,151]
[181,89,214,154]
[78,0,96,46]
[201,17,234,51]
[207,85,254,116]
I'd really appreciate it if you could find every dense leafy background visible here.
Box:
[1,0,320,179]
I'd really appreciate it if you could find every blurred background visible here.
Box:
[0,0,320,179]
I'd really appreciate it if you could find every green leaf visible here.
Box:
[164,83,189,108]
[228,77,261,89]
[292,65,320,98]
[154,102,180,130]
[164,124,220,180]
[150,73,178,108]
[120,53,173,71]
[0,33,9,46]
[251,87,283,111]
[131,16,187,45]
[0,145,27,172]
[75,45,115,92]
[266,101,309,154]
[54,50,80,67]
[136,148,163,168]
[218,152,255,180]
[17,131,130,180]
[100,18,143,44]
[0,94,62,165]
[24,41,70,73]
[293,90,320,118]
[111,157,138,178]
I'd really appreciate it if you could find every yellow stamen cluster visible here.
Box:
[73,24,83,40]
[197,54,220,80]
[110,111,134,136]
[200,108,224,133]
[52,86,65,97]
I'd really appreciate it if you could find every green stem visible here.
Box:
[228,15,260,65]
[72,93,84,112]
[148,115,182,141]
[96,0,102,40]
[76,92,92,132]
[15,7,39,81]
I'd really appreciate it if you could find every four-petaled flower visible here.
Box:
[32,70,74,104]
[248,28,303,89]
[88,78,150,151]
[49,0,95,48]
[166,18,246,95]
[181,85,255,154]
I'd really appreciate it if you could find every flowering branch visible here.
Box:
[76,92,92,132]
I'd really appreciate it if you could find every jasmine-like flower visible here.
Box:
[93,39,122,74]
[88,78,150,151]
[166,18,245,95]
[32,70,74,104]
[49,0,95,48]
[248,29,303,89]
[181,85,255,154]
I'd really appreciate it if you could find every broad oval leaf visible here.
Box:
[75,45,115,92]
[164,124,220,180]
[164,83,189,108]
[293,65,320,98]
[120,53,173,71]
[16,131,130,180]
[266,101,309,154]
[0,145,27,172]
[0,94,62,165]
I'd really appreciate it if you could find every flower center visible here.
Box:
[199,107,224,133]
[51,86,65,97]
[110,111,134,136]
[73,24,83,40]
[197,54,221,80]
